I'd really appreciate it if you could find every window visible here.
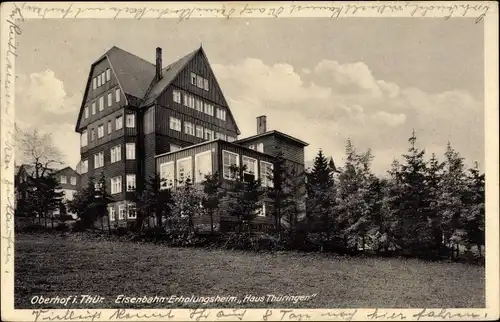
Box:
[97,125,104,138]
[127,204,137,219]
[92,78,97,90]
[196,75,204,88]
[71,177,77,185]
[118,205,125,220]
[260,161,274,187]
[173,90,181,103]
[81,130,88,147]
[98,96,104,111]
[184,122,195,136]
[216,108,226,121]
[108,207,116,221]
[94,152,104,169]
[169,117,181,132]
[111,176,122,194]
[81,160,88,174]
[126,114,135,128]
[242,156,258,182]
[84,106,89,119]
[190,72,197,85]
[110,145,121,163]
[97,74,101,87]
[177,157,192,186]
[184,94,195,109]
[92,102,96,115]
[223,150,239,180]
[204,128,214,140]
[126,175,136,192]
[195,99,203,112]
[91,128,96,141]
[216,132,227,141]
[256,143,264,153]
[101,72,106,84]
[227,136,235,142]
[116,115,123,130]
[107,120,112,134]
[160,162,174,190]
[196,125,204,138]
[203,78,209,91]
[256,203,266,217]
[60,176,67,184]
[106,68,111,82]
[204,102,214,116]
[115,88,120,102]
[195,151,212,183]
[249,144,255,150]
[107,93,112,107]
[126,143,135,160]
[170,144,181,152]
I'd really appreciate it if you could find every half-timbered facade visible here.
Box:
[75,45,307,228]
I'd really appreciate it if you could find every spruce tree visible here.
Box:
[463,161,485,256]
[201,172,225,233]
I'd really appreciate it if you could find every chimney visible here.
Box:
[156,47,162,81]
[257,115,267,134]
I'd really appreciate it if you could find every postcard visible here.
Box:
[1,1,498,321]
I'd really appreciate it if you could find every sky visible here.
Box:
[15,17,485,175]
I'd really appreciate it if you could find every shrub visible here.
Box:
[55,222,70,232]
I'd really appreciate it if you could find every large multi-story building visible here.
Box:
[75,45,308,228]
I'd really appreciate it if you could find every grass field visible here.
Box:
[15,233,485,309]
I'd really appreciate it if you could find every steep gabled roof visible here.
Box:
[234,130,309,147]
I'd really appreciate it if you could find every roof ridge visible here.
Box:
[110,46,155,66]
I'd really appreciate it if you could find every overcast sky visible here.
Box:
[15,18,484,175]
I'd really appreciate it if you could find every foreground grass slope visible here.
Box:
[15,233,484,309]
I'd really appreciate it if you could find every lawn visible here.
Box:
[15,233,485,309]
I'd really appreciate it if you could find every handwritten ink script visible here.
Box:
[18,2,492,23]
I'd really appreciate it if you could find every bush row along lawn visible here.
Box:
[15,232,485,309]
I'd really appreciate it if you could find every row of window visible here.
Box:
[169,117,235,142]
[92,69,112,90]
[190,72,209,91]
[81,114,135,147]
[60,176,77,185]
[84,88,121,119]
[79,143,135,174]
[108,202,136,221]
[159,150,273,190]
[109,174,136,194]
[172,89,226,121]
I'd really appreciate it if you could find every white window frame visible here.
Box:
[204,128,214,141]
[173,90,181,103]
[91,128,96,141]
[126,114,135,128]
[106,68,111,82]
[107,120,112,134]
[177,156,193,186]
[242,156,258,181]
[195,99,203,112]
[97,125,104,138]
[195,150,212,183]
[126,143,135,160]
[227,136,235,142]
[84,106,89,119]
[118,205,125,220]
[160,161,175,190]
[256,203,266,217]
[204,102,214,116]
[116,115,123,130]
[99,96,104,111]
[94,152,104,169]
[126,174,136,192]
[108,206,116,221]
[60,175,67,184]
[127,203,137,219]
[101,72,106,84]
[92,77,97,90]
[115,88,121,103]
[203,78,209,91]
[111,176,122,195]
[184,121,195,136]
[260,161,274,187]
[81,130,88,147]
[97,74,102,87]
[256,143,264,153]
[107,93,112,107]
[71,177,77,185]
[196,125,204,138]
[170,144,181,152]
[223,150,239,180]
[196,75,204,88]
[92,102,96,115]
[110,145,122,163]
[81,160,88,174]
[169,117,181,132]
[190,72,197,85]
